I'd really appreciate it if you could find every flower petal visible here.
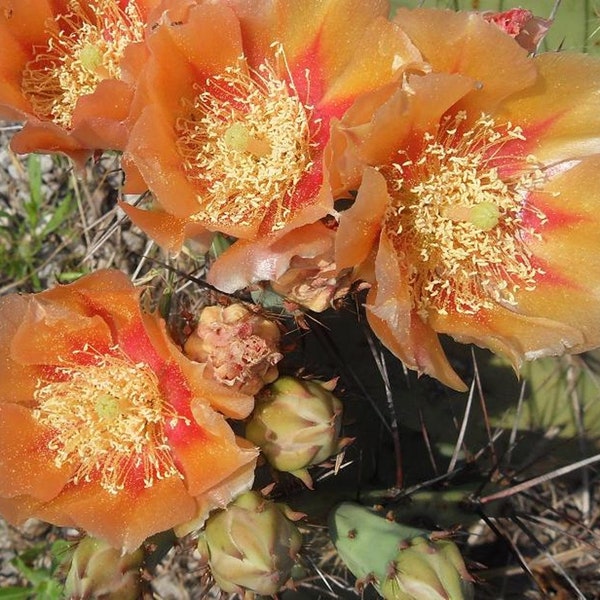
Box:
[367,232,467,391]
[393,8,536,111]
[0,404,72,500]
[336,167,389,270]
[0,295,46,405]
[509,156,600,351]
[500,52,600,163]
[172,402,257,497]
[34,476,196,552]
[208,221,335,293]
[429,305,584,368]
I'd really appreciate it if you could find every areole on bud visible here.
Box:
[245,376,352,487]
[64,536,144,600]
[197,491,303,597]
[329,503,474,600]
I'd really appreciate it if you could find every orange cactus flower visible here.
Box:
[334,8,600,390]
[0,0,161,160]
[0,270,257,551]
[121,0,422,249]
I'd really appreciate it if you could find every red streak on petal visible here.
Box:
[524,195,588,232]
[493,113,562,177]
[530,256,577,288]
[292,39,353,119]
[290,39,326,108]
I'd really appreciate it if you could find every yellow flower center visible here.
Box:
[21,0,145,129]
[33,346,189,495]
[175,46,315,232]
[386,112,547,317]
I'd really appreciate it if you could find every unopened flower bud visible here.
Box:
[184,303,282,395]
[330,503,474,600]
[198,491,303,597]
[245,376,351,487]
[64,536,144,600]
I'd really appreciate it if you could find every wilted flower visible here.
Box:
[197,490,302,597]
[121,0,422,250]
[245,375,351,487]
[330,502,474,600]
[183,303,282,396]
[207,221,354,311]
[334,8,600,389]
[64,536,144,600]
[0,270,257,551]
[0,0,159,158]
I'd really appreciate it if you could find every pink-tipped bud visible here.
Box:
[64,536,144,599]
[245,376,351,487]
[197,491,302,596]
[184,303,282,395]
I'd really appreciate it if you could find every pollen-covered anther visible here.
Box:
[21,0,145,128]
[33,346,188,495]
[175,49,315,231]
[386,112,548,317]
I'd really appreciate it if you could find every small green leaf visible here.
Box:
[40,192,74,237]
[25,154,43,225]
[11,557,52,587]
[0,588,33,600]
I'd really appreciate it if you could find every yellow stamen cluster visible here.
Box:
[386,112,547,317]
[21,0,145,129]
[33,346,189,495]
[175,45,314,231]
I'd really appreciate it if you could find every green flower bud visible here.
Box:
[245,376,351,487]
[64,536,144,600]
[330,503,474,600]
[198,491,303,597]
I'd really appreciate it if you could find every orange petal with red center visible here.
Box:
[0,404,72,500]
[170,401,258,497]
[336,167,389,270]
[367,232,467,391]
[33,476,197,552]
[340,71,478,169]
[137,312,255,418]
[429,305,584,369]
[175,439,257,536]
[0,295,46,405]
[126,104,201,218]
[0,0,55,117]
[506,157,600,352]
[500,52,600,163]
[322,16,422,107]
[9,297,112,366]
[121,203,184,252]
[393,8,536,112]
[44,269,146,342]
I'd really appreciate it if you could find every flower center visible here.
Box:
[33,346,189,495]
[21,0,145,129]
[385,112,547,317]
[175,46,314,232]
